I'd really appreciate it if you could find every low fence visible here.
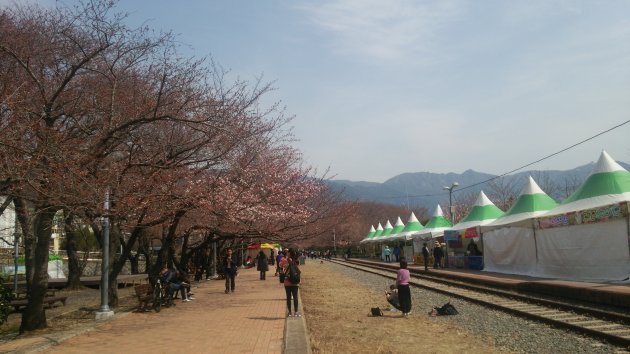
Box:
[0,252,147,279]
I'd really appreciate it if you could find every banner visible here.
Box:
[463,227,479,239]
[536,202,628,229]
[444,230,460,241]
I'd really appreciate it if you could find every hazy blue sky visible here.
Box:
[5,1,630,182]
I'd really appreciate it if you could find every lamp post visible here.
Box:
[442,182,459,268]
[96,189,114,319]
[333,229,336,255]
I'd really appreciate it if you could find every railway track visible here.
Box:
[331,258,630,348]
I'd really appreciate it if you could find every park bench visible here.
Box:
[134,283,153,312]
[10,295,68,311]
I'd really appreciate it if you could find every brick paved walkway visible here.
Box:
[44,268,287,354]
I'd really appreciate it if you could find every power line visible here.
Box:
[386,118,630,200]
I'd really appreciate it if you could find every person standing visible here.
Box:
[393,245,400,262]
[384,246,391,263]
[256,250,269,280]
[433,241,444,269]
[422,243,430,271]
[397,260,412,317]
[277,250,286,282]
[281,249,302,317]
[222,248,238,294]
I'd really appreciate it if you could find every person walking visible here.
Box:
[422,242,430,271]
[222,248,238,294]
[281,249,302,317]
[256,250,269,280]
[397,259,412,317]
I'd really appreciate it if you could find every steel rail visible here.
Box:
[331,259,630,347]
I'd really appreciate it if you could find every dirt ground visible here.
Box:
[300,261,509,354]
[0,286,137,338]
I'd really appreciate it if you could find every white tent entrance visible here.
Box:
[483,226,538,276]
[534,203,630,281]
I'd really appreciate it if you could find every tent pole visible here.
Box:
[626,202,630,257]
[532,219,539,262]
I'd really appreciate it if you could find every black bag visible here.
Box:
[287,263,301,284]
[437,302,458,315]
[370,307,383,316]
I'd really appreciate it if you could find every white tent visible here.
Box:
[387,217,407,241]
[480,176,558,276]
[366,223,384,243]
[450,191,504,231]
[372,220,393,242]
[411,205,451,254]
[395,212,425,241]
[359,225,376,244]
[533,151,630,281]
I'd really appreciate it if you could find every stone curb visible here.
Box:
[283,288,311,354]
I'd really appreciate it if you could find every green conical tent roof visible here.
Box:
[377,220,394,240]
[451,191,504,231]
[367,223,384,243]
[413,205,452,239]
[387,217,406,240]
[544,150,630,215]
[396,212,424,240]
[483,176,558,230]
[360,225,376,243]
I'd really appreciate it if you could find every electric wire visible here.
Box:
[385,118,630,200]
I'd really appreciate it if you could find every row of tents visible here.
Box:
[359,151,630,282]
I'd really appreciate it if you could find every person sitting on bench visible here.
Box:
[160,267,191,302]
[385,284,402,311]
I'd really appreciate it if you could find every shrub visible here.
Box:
[0,277,13,325]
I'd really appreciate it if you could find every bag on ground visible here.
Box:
[435,302,458,316]
[370,307,383,316]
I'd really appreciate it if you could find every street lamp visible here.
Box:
[443,182,459,224]
[442,182,459,269]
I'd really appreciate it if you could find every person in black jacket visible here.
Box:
[422,243,430,271]
[433,241,444,269]
[256,250,269,280]
[222,248,238,293]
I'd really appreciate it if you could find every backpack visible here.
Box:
[286,262,301,284]
[437,302,458,316]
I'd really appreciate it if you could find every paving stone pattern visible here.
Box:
[44,269,286,354]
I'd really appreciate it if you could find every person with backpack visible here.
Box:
[281,248,302,317]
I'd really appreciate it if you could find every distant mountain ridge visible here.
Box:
[327,161,630,210]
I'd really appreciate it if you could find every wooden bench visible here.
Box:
[10,296,68,311]
[14,289,57,300]
[134,284,153,312]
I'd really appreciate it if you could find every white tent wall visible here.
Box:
[483,227,538,276]
[535,219,630,281]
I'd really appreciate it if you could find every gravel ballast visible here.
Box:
[330,261,629,354]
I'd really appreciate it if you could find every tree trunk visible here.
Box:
[20,208,55,333]
[64,211,83,289]
[151,210,186,279]
[13,197,34,293]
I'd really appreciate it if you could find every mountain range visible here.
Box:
[326,161,630,211]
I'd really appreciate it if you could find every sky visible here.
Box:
[4,0,630,182]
